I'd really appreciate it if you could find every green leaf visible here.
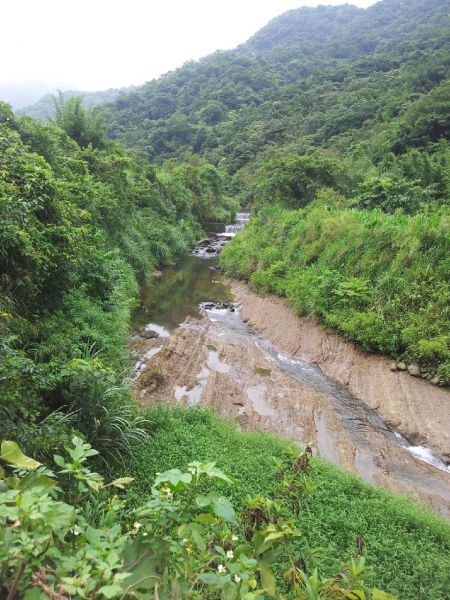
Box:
[195,513,218,524]
[24,588,49,599]
[195,495,212,507]
[346,591,366,600]
[1,441,42,469]
[53,454,66,467]
[109,477,135,489]
[259,560,276,597]
[0,465,4,479]
[154,469,192,490]
[98,584,124,598]
[198,573,221,585]
[210,495,237,524]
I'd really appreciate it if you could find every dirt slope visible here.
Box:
[231,281,450,461]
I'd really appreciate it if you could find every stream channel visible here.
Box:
[130,214,450,517]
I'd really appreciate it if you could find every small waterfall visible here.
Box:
[223,212,251,237]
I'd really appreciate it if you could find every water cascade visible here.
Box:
[222,212,251,237]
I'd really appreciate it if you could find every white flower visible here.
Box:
[217,564,226,574]
[142,532,148,537]
[71,526,81,536]
[188,467,196,474]
[226,550,234,559]
[182,538,188,544]
[231,534,238,541]
[161,486,173,499]
[133,522,142,529]
[234,575,241,583]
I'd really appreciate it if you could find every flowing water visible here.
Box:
[131,217,450,514]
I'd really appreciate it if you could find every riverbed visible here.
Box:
[129,238,450,517]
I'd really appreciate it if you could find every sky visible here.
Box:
[2,0,376,92]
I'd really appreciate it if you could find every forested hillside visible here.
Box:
[105,0,449,198]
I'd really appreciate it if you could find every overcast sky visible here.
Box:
[3,0,376,92]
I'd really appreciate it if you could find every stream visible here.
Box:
[131,216,450,517]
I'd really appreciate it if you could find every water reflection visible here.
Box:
[133,255,232,332]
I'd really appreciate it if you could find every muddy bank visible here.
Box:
[231,280,450,461]
[131,307,450,517]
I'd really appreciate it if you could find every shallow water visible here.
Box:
[133,254,232,332]
[132,243,450,513]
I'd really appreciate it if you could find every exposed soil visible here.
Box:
[131,290,450,517]
[230,280,450,461]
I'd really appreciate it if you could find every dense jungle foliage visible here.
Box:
[0,99,236,459]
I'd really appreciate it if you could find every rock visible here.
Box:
[407,364,421,377]
[389,362,397,371]
[205,247,216,253]
[430,376,440,386]
[140,329,159,339]
[397,362,407,371]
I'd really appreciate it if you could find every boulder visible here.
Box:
[396,362,407,370]
[140,329,159,339]
[389,362,397,371]
[407,364,421,377]
[430,376,440,386]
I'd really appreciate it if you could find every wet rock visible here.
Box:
[201,301,236,312]
[397,362,407,371]
[205,247,216,253]
[407,364,421,377]
[389,362,397,371]
[140,329,159,339]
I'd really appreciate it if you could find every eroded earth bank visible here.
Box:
[130,248,450,518]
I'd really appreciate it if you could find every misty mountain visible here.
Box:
[16,86,136,120]
[0,81,72,110]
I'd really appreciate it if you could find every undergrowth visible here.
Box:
[117,407,450,600]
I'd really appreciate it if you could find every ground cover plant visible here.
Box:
[116,407,450,600]
[0,429,405,599]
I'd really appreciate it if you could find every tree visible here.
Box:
[51,91,107,149]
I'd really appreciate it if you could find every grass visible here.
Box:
[119,406,450,600]
[220,200,450,380]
